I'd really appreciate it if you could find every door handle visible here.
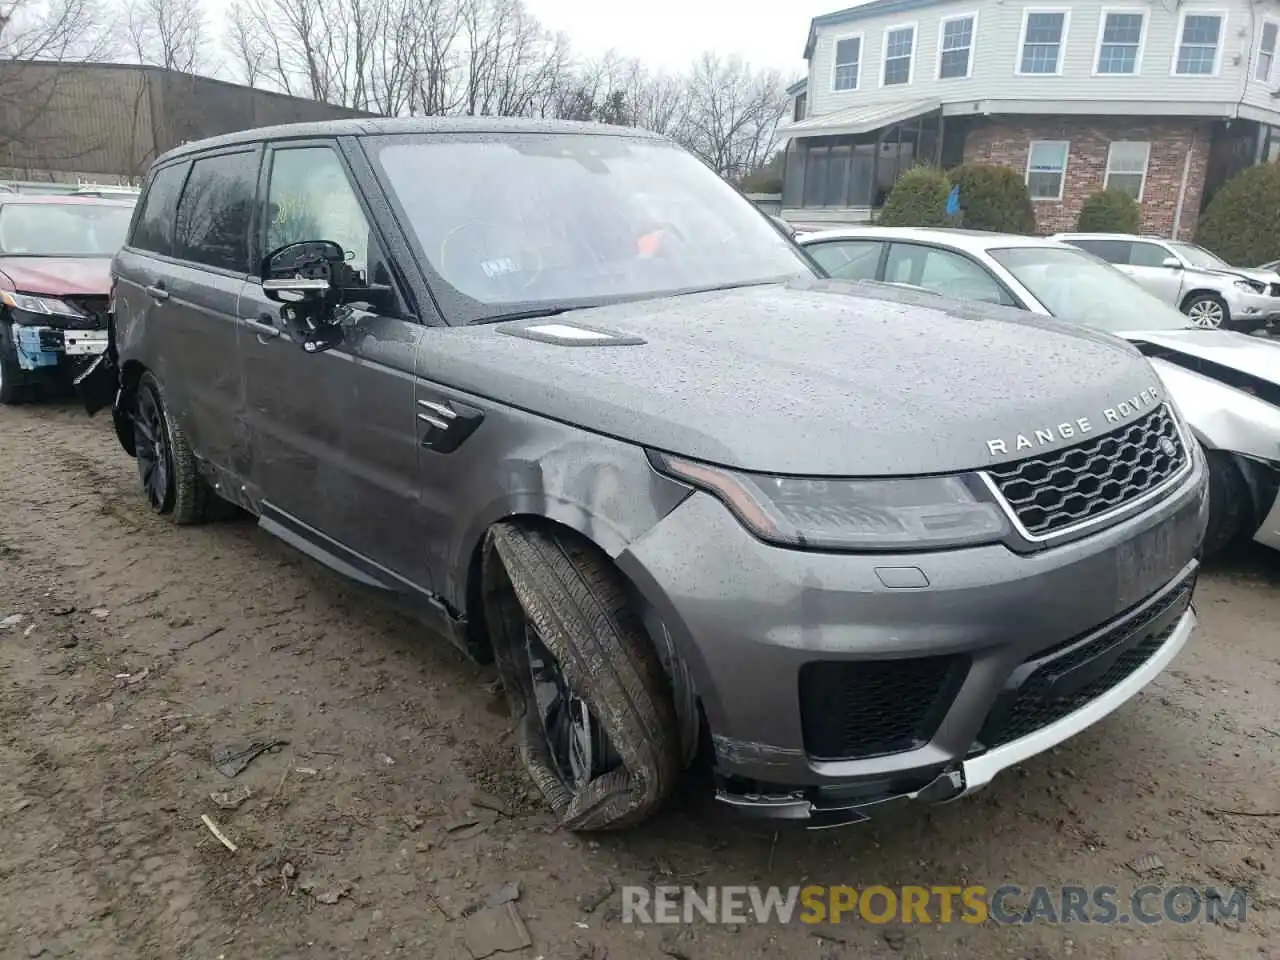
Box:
[145,283,169,302]
[244,314,280,339]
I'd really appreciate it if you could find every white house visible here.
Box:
[779,0,1280,235]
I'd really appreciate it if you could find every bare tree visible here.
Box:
[675,53,789,179]
[120,0,205,73]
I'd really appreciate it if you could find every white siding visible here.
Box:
[806,0,1280,120]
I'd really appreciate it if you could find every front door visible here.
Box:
[1121,240,1187,306]
[238,140,430,589]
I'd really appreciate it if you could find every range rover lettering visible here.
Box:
[81,119,1209,830]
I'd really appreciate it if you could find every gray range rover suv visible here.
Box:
[81,118,1209,831]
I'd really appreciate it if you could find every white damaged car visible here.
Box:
[797,226,1280,556]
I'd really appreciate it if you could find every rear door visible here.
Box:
[113,152,255,476]
[238,139,430,587]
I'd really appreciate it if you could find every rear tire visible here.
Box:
[1204,451,1250,559]
[483,522,680,831]
[133,372,230,525]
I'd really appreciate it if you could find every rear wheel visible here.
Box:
[133,372,231,524]
[483,522,680,831]
[1182,293,1228,329]
[1204,451,1251,559]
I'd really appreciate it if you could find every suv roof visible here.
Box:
[800,225,1070,255]
[155,116,668,166]
[0,194,136,207]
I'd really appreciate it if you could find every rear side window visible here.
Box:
[1069,238,1131,264]
[130,162,189,256]
[806,240,884,281]
[173,150,259,272]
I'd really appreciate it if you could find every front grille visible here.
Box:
[63,295,109,330]
[799,654,969,761]
[985,405,1187,538]
[976,573,1195,750]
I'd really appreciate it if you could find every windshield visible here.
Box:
[989,245,1193,332]
[367,133,813,322]
[0,202,133,257]
[1167,241,1229,270]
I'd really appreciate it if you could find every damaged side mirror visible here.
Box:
[261,240,350,354]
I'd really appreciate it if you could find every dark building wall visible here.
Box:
[0,62,376,181]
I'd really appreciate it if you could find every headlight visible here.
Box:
[1233,279,1263,293]
[0,290,86,320]
[650,452,1010,551]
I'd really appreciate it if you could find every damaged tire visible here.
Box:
[483,522,680,830]
[0,320,30,405]
[1204,450,1250,559]
[133,372,227,525]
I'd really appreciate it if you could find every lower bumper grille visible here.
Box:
[977,572,1196,750]
[799,654,969,761]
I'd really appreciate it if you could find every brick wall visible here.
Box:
[962,117,1211,238]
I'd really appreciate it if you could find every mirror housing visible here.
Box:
[1161,256,1183,269]
[260,241,349,354]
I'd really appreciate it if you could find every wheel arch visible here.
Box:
[1179,288,1228,312]
[113,358,147,457]
[462,509,706,769]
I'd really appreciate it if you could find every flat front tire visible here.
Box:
[483,522,680,831]
[0,321,29,405]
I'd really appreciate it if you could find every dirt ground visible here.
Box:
[0,402,1277,960]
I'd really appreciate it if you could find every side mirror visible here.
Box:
[261,241,348,354]
[1161,256,1183,269]
[769,214,797,240]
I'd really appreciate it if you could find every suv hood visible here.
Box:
[1192,264,1279,287]
[430,279,1165,476]
[0,256,111,296]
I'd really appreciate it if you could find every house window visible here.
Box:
[1257,21,1278,81]
[1096,12,1144,74]
[1105,141,1150,199]
[794,92,807,122]
[939,15,976,79]
[1175,13,1223,75]
[1019,11,1068,74]
[1026,140,1069,200]
[833,36,862,91]
[883,25,916,85]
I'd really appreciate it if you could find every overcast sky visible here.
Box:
[518,0,836,76]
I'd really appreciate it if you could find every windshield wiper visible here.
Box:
[468,306,588,325]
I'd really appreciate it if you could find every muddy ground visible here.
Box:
[0,402,1277,960]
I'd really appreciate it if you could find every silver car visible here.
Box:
[799,226,1279,559]
[1053,232,1280,333]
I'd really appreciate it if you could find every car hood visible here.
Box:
[423,279,1165,476]
[0,256,112,296]
[1120,329,1280,387]
[1193,264,1279,286]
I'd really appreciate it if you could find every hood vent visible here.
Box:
[500,320,646,347]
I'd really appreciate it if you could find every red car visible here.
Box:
[0,194,135,404]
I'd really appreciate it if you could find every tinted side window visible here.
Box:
[805,240,884,281]
[130,162,189,256]
[1070,238,1131,264]
[1128,242,1170,267]
[173,150,258,272]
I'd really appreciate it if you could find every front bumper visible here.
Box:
[10,322,108,370]
[1225,289,1280,324]
[618,449,1208,825]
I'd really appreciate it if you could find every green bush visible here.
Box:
[1076,190,1141,233]
[878,166,957,228]
[1196,163,1280,266]
[947,163,1036,233]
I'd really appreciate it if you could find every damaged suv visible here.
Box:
[84,119,1209,830]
